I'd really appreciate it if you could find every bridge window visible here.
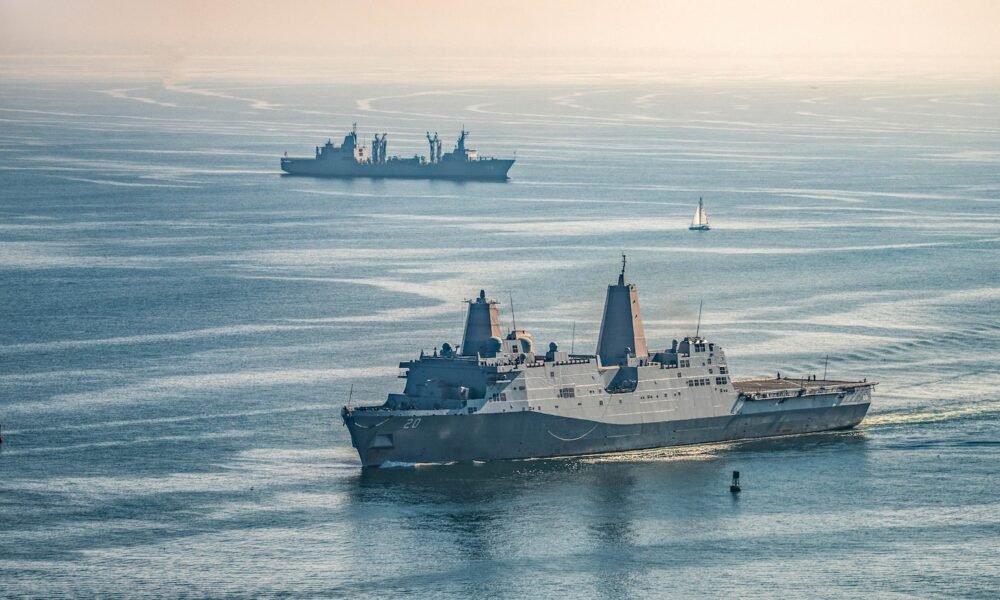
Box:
[557,387,576,398]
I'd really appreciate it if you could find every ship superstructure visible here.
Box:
[280,125,514,180]
[341,260,875,467]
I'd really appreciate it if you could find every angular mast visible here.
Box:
[460,290,502,356]
[596,255,648,366]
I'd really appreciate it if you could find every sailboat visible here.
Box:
[689,197,710,231]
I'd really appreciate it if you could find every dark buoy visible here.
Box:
[730,470,741,493]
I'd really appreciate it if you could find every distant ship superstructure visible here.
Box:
[281,125,514,180]
[341,259,875,467]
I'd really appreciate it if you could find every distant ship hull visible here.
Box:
[343,387,871,467]
[280,157,515,181]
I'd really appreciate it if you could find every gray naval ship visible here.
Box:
[280,125,514,180]
[342,260,876,467]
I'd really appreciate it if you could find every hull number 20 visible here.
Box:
[403,418,422,429]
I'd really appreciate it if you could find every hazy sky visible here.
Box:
[2,0,999,78]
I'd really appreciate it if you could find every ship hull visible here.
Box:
[280,157,514,180]
[343,400,870,468]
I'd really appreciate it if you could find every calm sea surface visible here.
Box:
[1,76,998,598]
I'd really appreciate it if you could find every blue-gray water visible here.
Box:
[1,78,998,598]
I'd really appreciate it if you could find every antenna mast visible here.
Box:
[571,321,576,354]
[509,292,517,333]
[695,300,704,337]
[823,354,829,380]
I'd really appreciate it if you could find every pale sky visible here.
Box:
[2,0,999,78]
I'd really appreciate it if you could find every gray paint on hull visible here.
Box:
[280,158,515,180]
[344,402,871,467]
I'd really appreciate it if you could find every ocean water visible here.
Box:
[1,75,998,598]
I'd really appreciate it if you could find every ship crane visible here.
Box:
[426,131,441,163]
[371,133,387,164]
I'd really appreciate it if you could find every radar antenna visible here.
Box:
[509,292,517,333]
[695,300,704,337]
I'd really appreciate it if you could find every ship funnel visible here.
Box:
[460,290,502,356]
[596,255,648,366]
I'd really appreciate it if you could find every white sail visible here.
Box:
[690,198,710,229]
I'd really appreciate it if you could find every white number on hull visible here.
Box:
[403,418,422,429]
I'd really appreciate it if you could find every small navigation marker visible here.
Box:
[730,470,741,493]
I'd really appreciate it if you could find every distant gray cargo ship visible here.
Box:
[342,258,876,467]
[281,125,514,180]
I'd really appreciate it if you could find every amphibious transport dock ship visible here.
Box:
[341,260,876,467]
[280,125,514,180]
